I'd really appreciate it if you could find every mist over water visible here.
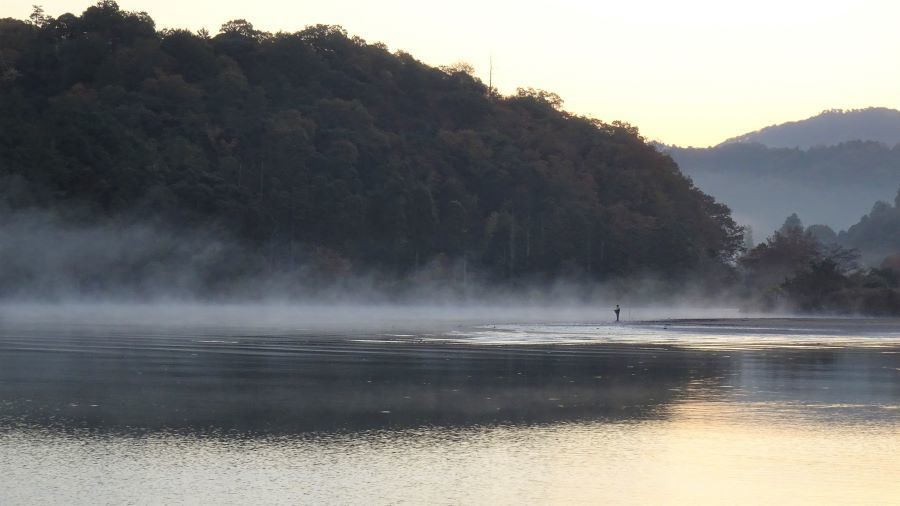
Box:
[0,208,752,313]
[0,210,248,300]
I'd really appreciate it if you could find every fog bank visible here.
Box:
[0,209,739,308]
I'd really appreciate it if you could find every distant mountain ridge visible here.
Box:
[721,107,900,149]
[664,107,900,236]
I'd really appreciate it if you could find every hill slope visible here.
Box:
[666,108,900,234]
[0,2,742,291]
[666,141,900,234]
[721,108,900,149]
[838,189,900,266]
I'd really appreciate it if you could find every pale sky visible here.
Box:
[4,0,900,146]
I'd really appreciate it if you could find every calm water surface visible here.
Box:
[0,307,898,505]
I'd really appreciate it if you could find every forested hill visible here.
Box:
[720,108,900,149]
[663,109,900,236]
[664,140,900,236]
[838,189,900,266]
[0,2,742,285]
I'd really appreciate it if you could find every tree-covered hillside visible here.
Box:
[665,141,900,234]
[670,141,900,184]
[0,2,742,287]
[838,189,900,266]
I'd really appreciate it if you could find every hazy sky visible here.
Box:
[5,0,900,146]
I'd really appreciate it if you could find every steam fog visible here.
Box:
[0,208,748,318]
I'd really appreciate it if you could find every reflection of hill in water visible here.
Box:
[1,319,898,435]
[0,325,727,434]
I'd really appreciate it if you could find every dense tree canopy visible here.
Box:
[0,2,742,285]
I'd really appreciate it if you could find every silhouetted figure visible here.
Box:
[614,304,620,322]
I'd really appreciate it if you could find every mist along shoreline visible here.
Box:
[0,301,743,326]
[3,302,900,341]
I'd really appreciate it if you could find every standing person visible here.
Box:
[614,304,621,322]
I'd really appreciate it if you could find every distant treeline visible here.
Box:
[663,138,900,240]
[839,192,900,265]
[742,202,900,315]
[0,2,743,286]
[736,186,900,268]
[668,140,900,186]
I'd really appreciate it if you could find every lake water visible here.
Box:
[1,305,898,505]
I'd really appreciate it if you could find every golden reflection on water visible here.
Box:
[2,399,897,505]
[621,401,900,506]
